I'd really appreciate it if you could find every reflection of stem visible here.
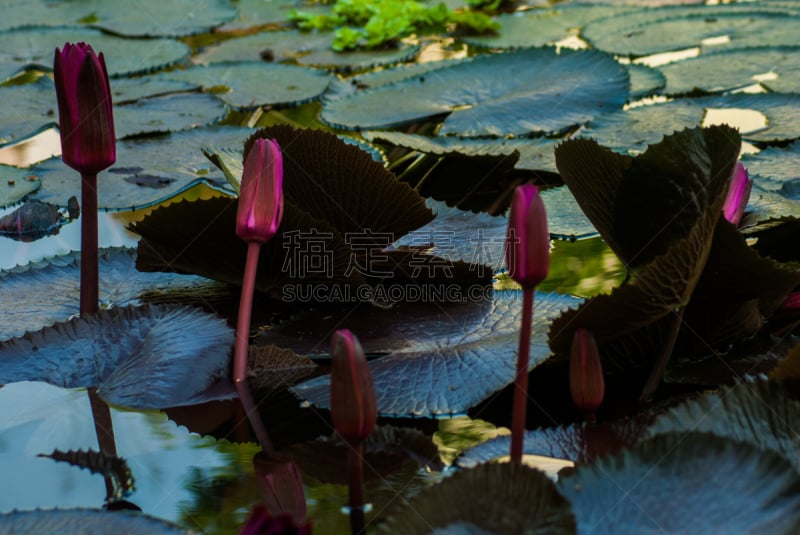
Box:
[640,307,686,402]
[234,241,273,452]
[510,288,534,463]
[348,442,366,535]
[80,173,98,315]
[80,172,117,501]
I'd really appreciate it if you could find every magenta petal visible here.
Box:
[236,138,285,243]
[722,163,753,226]
[505,184,550,289]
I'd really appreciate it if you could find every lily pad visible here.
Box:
[30,126,252,210]
[661,46,800,94]
[583,6,800,57]
[113,92,228,138]
[462,4,640,49]
[0,166,39,207]
[0,303,234,409]
[0,27,190,81]
[379,462,576,535]
[560,432,800,534]
[0,247,217,341]
[627,63,666,99]
[219,0,332,31]
[646,379,800,472]
[0,509,191,534]
[0,199,70,242]
[743,139,800,192]
[0,78,59,148]
[110,77,199,104]
[292,291,582,417]
[164,62,332,110]
[197,29,419,72]
[456,416,653,468]
[540,186,596,240]
[321,47,630,137]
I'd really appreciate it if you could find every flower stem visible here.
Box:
[234,241,273,452]
[80,173,98,316]
[640,307,685,402]
[510,287,534,463]
[348,441,366,535]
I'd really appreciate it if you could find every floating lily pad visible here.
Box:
[0,247,216,341]
[292,291,582,417]
[198,29,419,72]
[219,0,332,31]
[0,303,234,409]
[647,379,800,471]
[0,78,58,147]
[30,126,252,210]
[164,62,332,110]
[560,432,800,534]
[321,47,629,136]
[110,77,199,104]
[581,93,800,153]
[0,166,39,207]
[113,92,228,138]
[379,462,576,535]
[540,186,596,240]
[743,139,800,192]
[627,63,665,99]
[0,27,190,81]
[0,509,191,534]
[462,4,640,49]
[584,5,800,57]
[661,46,800,94]
[0,199,70,242]
[456,416,653,468]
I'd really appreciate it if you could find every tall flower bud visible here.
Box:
[54,42,116,174]
[236,138,284,243]
[722,162,753,227]
[570,328,605,423]
[331,330,377,444]
[505,184,550,289]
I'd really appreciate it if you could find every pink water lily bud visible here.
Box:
[253,454,307,523]
[505,184,550,289]
[331,329,377,444]
[54,42,116,174]
[570,328,605,423]
[722,162,753,226]
[240,504,311,535]
[236,138,284,243]
[779,292,800,314]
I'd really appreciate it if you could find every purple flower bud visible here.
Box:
[236,138,284,243]
[505,184,550,289]
[54,42,116,174]
[570,328,605,423]
[331,330,377,444]
[722,163,753,226]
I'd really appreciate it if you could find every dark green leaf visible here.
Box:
[322,47,629,136]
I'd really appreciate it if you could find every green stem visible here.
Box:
[234,241,273,452]
[348,442,366,535]
[510,287,534,463]
[640,307,686,402]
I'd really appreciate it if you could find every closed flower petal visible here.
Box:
[505,184,550,289]
[569,328,605,422]
[722,162,753,227]
[54,42,116,174]
[331,330,377,444]
[236,138,284,243]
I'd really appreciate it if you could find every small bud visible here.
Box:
[569,328,605,423]
[331,330,377,444]
[778,292,800,315]
[253,454,307,524]
[236,138,284,243]
[54,42,116,174]
[239,504,311,535]
[505,184,550,289]
[722,163,753,226]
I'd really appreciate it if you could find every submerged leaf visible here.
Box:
[0,304,234,409]
[292,291,582,417]
[560,432,800,534]
[379,462,576,534]
[0,509,191,534]
[38,449,135,500]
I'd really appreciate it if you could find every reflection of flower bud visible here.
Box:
[722,163,753,227]
[779,292,800,315]
[239,504,311,535]
[331,329,377,444]
[236,138,284,243]
[569,328,605,423]
[54,42,116,174]
[505,184,550,289]
[253,453,307,523]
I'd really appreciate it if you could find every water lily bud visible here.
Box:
[236,138,284,243]
[570,328,605,423]
[253,453,307,523]
[54,42,116,174]
[240,504,311,535]
[331,329,377,444]
[722,163,753,226]
[505,184,550,289]
[779,292,800,314]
